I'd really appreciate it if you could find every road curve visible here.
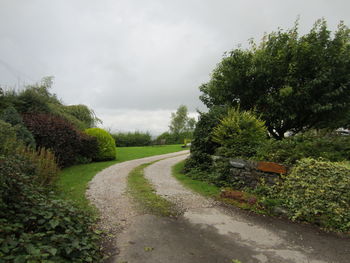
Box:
[87,152,349,263]
[86,150,189,258]
[117,154,349,263]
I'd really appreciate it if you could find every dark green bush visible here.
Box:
[0,106,36,148]
[77,133,99,163]
[0,88,18,112]
[85,128,116,161]
[184,106,227,171]
[112,131,152,147]
[257,132,350,165]
[212,108,268,158]
[0,155,102,262]
[274,158,350,232]
[0,120,18,156]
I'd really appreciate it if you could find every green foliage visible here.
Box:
[212,108,267,158]
[85,128,116,161]
[77,133,99,164]
[274,158,350,232]
[16,146,60,186]
[49,104,101,130]
[15,77,59,114]
[159,105,197,145]
[1,77,101,132]
[0,155,102,262]
[200,19,350,139]
[23,113,97,167]
[63,104,101,129]
[169,105,196,135]
[0,106,36,148]
[0,88,18,112]
[156,131,192,145]
[257,131,350,165]
[184,106,227,171]
[0,120,18,156]
[111,131,152,147]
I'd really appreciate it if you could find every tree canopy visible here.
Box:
[200,19,350,139]
[0,77,101,130]
[169,105,196,135]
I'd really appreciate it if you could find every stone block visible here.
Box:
[229,159,246,168]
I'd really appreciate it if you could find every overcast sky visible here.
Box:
[0,0,349,134]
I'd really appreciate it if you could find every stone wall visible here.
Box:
[212,156,288,189]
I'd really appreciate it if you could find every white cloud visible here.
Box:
[0,0,349,132]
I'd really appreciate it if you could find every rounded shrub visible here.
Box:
[85,128,116,161]
[212,108,267,158]
[276,158,350,232]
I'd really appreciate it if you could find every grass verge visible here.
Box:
[128,162,177,217]
[172,161,221,198]
[172,161,265,214]
[57,144,184,211]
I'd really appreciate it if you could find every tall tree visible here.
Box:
[169,105,196,135]
[200,19,350,139]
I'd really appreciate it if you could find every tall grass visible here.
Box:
[17,146,60,186]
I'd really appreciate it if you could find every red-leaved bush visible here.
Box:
[22,114,98,167]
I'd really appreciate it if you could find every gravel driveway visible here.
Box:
[87,152,350,263]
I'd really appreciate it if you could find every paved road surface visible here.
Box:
[87,152,350,263]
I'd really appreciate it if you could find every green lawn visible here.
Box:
[172,161,220,198]
[57,144,183,211]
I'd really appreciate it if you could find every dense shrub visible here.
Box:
[49,104,101,131]
[156,132,178,145]
[77,133,99,163]
[0,155,102,262]
[274,158,350,232]
[62,104,101,129]
[184,106,227,171]
[85,128,116,161]
[0,88,18,112]
[1,79,101,132]
[112,131,152,147]
[23,114,97,167]
[0,120,18,156]
[16,146,60,186]
[15,86,53,114]
[155,131,192,145]
[257,132,350,165]
[212,108,267,158]
[0,106,36,148]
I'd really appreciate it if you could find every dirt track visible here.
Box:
[87,152,350,263]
